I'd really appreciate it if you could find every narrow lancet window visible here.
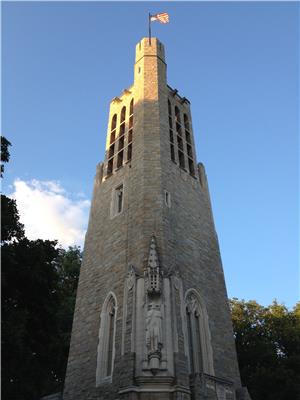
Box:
[111,114,117,131]
[184,290,214,376]
[175,106,181,124]
[130,99,134,115]
[107,114,117,176]
[106,306,115,376]
[96,293,117,385]
[184,114,190,131]
[120,106,126,123]
[186,308,194,374]
[127,99,133,162]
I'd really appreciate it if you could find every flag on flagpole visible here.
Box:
[150,12,169,24]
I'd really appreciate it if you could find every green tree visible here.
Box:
[1,139,81,399]
[1,136,11,177]
[230,298,300,400]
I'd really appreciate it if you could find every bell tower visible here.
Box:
[63,38,251,400]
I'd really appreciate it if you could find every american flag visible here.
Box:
[150,12,169,24]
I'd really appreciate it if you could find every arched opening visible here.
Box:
[111,114,117,131]
[184,289,214,376]
[120,106,126,123]
[130,99,134,115]
[96,293,117,385]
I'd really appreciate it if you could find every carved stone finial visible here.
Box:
[145,235,161,295]
[148,235,159,269]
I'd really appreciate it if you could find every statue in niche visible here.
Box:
[146,301,163,355]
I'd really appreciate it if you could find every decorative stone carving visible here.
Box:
[145,235,162,295]
[146,302,163,354]
[186,291,199,314]
[127,264,136,290]
[144,235,164,374]
[172,270,181,290]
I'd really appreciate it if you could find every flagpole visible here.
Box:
[148,13,152,45]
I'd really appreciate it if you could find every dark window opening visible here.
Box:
[177,136,183,151]
[175,106,181,124]
[119,123,125,137]
[165,191,171,207]
[188,158,195,175]
[169,130,174,143]
[186,309,194,374]
[127,143,132,161]
[178,151,185,169]
[111,114,117,131]
[109,144,115,158]
[110,130,116,144]
[121,106,126,123]
[168,100,172,116]
[195,314,203,371]
[129,115,133,129]
[176,122,182,136]
[116,185,123,213]
[185,131,191,144]
[107,158,113,175]
[184,114,190,131]
[128,129,133,143]
[117,151,124,168]
[106,307,115,376]
[187,144,193,158]
[169,116,172,128]
[130,99,134,115]
[118,136,124,151]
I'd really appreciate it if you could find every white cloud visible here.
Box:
[10,179,90,248]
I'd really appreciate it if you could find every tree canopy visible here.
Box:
[230,298,300,400]
[1,136,11,177]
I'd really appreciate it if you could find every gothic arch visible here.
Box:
[96,292,118,385]
[184,288,214,375]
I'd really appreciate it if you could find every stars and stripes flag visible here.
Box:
[150,12,170,24]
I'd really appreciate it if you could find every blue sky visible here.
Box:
[2,2,299,308]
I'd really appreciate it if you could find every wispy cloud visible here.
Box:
[10,179,90,248]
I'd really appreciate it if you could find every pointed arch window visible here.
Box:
[96,293,117,385]
[111,114,117,131]
[120,106,126,123]
[107,114,118,175]
[130,99,134,116]
[168,99,175,162]
[184,289,214,376]
[127,99,133,162]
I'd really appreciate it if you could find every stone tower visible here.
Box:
[63,38,251,400]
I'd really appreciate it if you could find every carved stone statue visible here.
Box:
[146,302,163,355]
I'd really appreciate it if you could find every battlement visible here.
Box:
[135,37,165,64]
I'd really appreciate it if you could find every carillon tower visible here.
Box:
[63,38,251,400]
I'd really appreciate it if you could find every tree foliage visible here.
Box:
[1,195,25,242]
[2,234,81,399]
[230,298,300,400]
[1,138,81,399]
[1,136,12,177]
